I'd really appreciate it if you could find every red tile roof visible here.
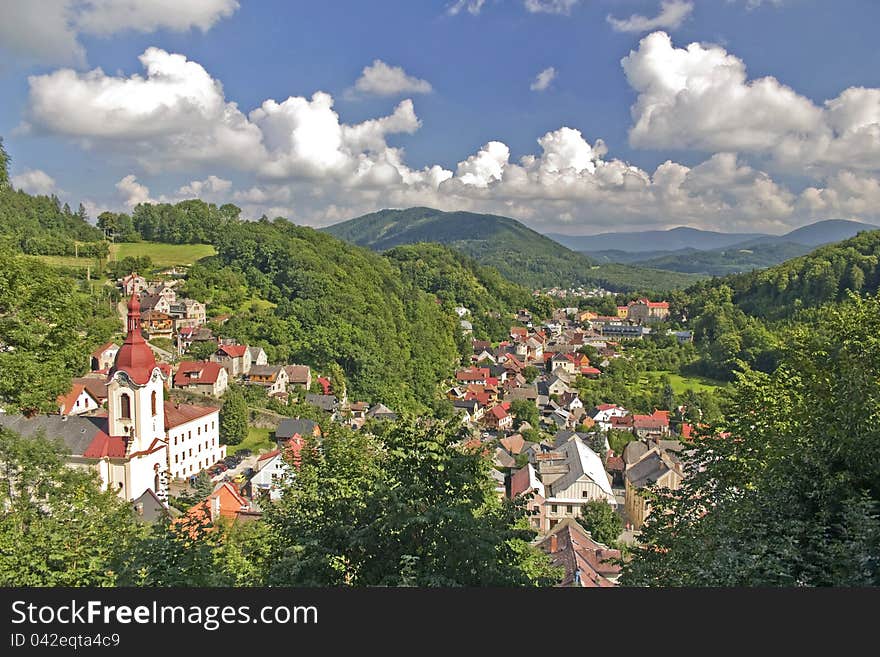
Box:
[174,361,225,386]
[57,384,96,415]
[83,432,127,458]
[218,344,248,358]
[163,401,218,430]
[317,376,332,394]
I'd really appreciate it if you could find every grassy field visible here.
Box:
[28,254,104,270]
[109,242,216,267]
[226,427,275,456]
[641,370,727,394]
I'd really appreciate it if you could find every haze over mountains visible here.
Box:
[547,219,880,277]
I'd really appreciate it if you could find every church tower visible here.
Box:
[107,293,166,454]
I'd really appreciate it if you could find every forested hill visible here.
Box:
[0,140,107,257]
[193,218,499,411]
[323,207,701,292]
[687,229,880,321]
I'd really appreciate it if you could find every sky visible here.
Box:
[2,0,880,235]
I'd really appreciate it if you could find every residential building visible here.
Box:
[212,343,252,376]
[170,298,207,330]
[534,436,616,532]
[173,361,229,397]
[624,447,683,530]
[275,418,321,442]
[248,346,268,367]
[57,383,100,416]
[284,364,311,389]
[249,449,293,501]
[245,364,289,395]
[535,518,621,587]
[485,404,513,431]
[140,310,174,339]
[91,342,119,372]
[627,298,670,324]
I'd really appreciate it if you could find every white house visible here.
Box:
[249,449,293,501]
[592,404,630,431]
[57,383,100,416]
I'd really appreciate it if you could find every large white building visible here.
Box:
[0,294,225,501]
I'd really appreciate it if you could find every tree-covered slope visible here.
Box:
[194,217,462,410]
[323,207,701,291]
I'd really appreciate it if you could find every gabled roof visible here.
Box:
[72,376,109,402]
[0,413,112,457]
[536,518,621,587]
[546,436,614,501]
[625,450,677,488]
[57,383,99,415]
[276,418,320,440]
[285,364,311,382]
[217,344,248,358]
[510,463,545,498]
[174,361,225,386]
[367,403,396,419]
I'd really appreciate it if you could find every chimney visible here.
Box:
[550,533,558,552]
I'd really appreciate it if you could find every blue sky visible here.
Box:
[2,0,880,234]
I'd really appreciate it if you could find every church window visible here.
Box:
[120,393,131,419]
[151,391,158,416]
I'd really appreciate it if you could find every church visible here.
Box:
[0,294,225,502]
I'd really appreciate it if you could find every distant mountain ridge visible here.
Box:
[548,219,880,277]
[548,219,880,254]
[322,207,703,292]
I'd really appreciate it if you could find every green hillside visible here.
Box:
[323,207,702,292]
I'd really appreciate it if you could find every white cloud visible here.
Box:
[26,46,880,233]
[0,0,238,66]
[621,32,880,173]
[351,60,433,97]
[176,175,232,198]
[75,0,238,36]
[524,0,579,15]
[530,67,557,92]
[608,1,693,33]
[447,0,486,16]
[10,169,60,196]
[25,48,267,171]
[116,174,154,208]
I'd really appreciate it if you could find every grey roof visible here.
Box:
[552,430,592,449]
[0,413,108,457]
[132,488,176,523]
[276,418,319,440]
[248,346,266,358]
[506,386,538,401]
[305,394,339,412]
[367,403,397,420]
[625,451,673,488]
[622,440,651,465]
[493,448,516,469]
[453,399,479,412]
[248,364,284,377]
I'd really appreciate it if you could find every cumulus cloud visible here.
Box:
[25,48,266,171]
[608,1,693,33]
[351,60,433,97]
[530,67,557,92]
[622,31,880,173]
[116,174,155,208]
[25,45,880,233]
[0,0,238,66]
[524,0,579,15]
[10,169,60,196]
[447,0,486,16]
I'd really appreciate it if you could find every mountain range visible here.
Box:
[322,207,703,292]
[547,219,880,277]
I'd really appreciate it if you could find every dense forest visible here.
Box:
[0,248,118,413]
[624,292,880,586]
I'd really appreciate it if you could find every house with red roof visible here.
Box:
[626,298,670,324]
[173,361,229,397]
[211,342,252,376]
[484,404,513,431]
[632,410,671,439]
[455,367,490,385]
[57,383,100,416]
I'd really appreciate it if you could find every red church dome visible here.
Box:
[110,293,158,385]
